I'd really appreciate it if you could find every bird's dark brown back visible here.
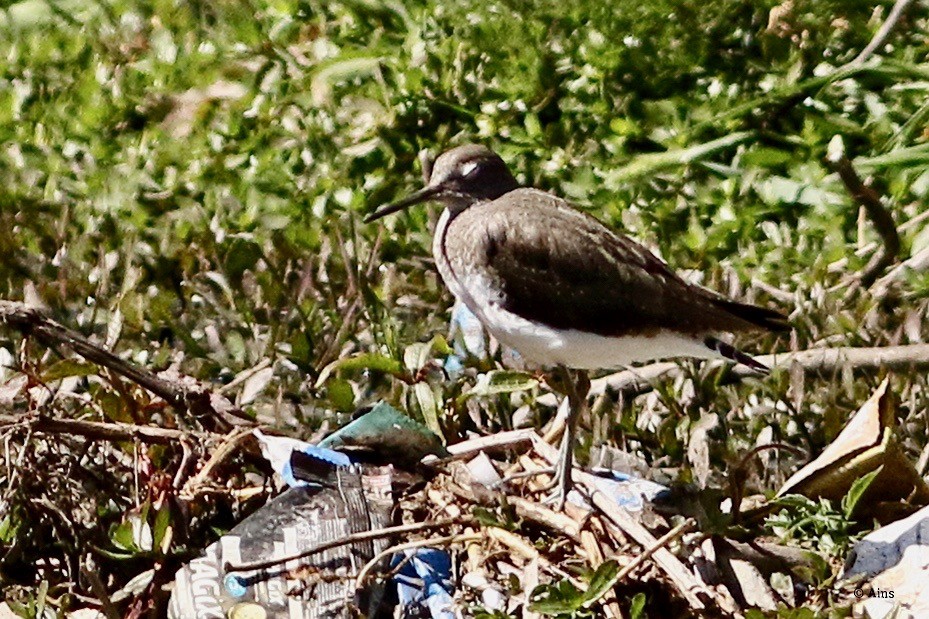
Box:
[442,188,787,338]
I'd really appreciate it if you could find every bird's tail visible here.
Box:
[712,298,790,332]
[704,337,770,374]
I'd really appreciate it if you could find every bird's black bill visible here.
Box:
[363,185,441,223]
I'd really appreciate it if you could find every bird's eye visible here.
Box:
[460,161,479,177]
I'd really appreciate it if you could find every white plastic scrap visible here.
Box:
[844,504,929,619]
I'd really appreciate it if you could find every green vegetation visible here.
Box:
[2,0,929,615]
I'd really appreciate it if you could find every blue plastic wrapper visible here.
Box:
[253,429,351,488]
[392,548,456,619]
[445,301,488,375]
[571,467,669,512]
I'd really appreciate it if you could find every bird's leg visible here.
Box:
[551,366,591,511]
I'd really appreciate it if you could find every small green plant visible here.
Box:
[744,607,821,619]
[472,610,516,619]
[529,561,620,618]
[765,468,882,564]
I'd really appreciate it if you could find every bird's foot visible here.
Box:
[538,433,575,511]
[539,471,573,511]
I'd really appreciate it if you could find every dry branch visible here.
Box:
[825,155,900,287]
[848,0,914,66]
[445,428,536,460]
[0,413,214,445]
[509,496,581,539]
[586,488,709,610]
[748,343,929,374]
[608,518,696,594]
[354,532,484,589]
[873,245,929,296]
[180,427,256,497]
[537,343,929,405]
[0,300,253,429]
[225,517,472,573]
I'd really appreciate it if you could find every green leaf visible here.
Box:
[224,236,263,279]
[288,331,313,370]
[581,560,620,607]
[473,507,507,529]
[529,579,585,614]
[605,131,754,184]
[110,519,139,553]
[315,353,405,387]
[413,381,442,437]
[690,62,913,135]
[856,144,929,171]
[465,370,539,399]
[326,378,356,412]
[92,546,141,561]
[152,503,172,552]
[35,580,48,617]
[4,599,31,618]
[41,359,97,382]
[0,514,15,542]
[1,0,101,28]
[404,342,431,372]
[629,592,647,619]
[311,54,382,102]
[741,147,792,168]
[403,335,452,372]
[842,466,883,519]
[609,117,638,136]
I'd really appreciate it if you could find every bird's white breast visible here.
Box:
[433,210,714,369]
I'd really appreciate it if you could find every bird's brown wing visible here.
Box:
[443,188,785,338]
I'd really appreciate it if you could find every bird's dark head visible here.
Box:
[364,144,519,223]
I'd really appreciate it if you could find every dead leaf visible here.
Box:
[161,81,247,138]
[239,366,274,406]
[0,375,27,405]
[777,378,929,513]
[689,413,718,488]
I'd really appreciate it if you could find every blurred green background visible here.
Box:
[2,0,929,614]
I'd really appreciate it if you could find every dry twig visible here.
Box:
[608,518,696,590]
[847,0,914,66]
[0,413,214,445]
[873,245,929,296]
[536,343,929,405]
[353,532,484,590]
[225,517,471,573]
[180,426,256,498]
[825,154,900,288]
[530,434,712,611]
[0,300,254,429]
[509,496,581,539]
[444,428,536,460]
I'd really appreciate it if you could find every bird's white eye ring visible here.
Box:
[460,161,478,177]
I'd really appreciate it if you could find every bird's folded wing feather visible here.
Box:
[444,188,779,337]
